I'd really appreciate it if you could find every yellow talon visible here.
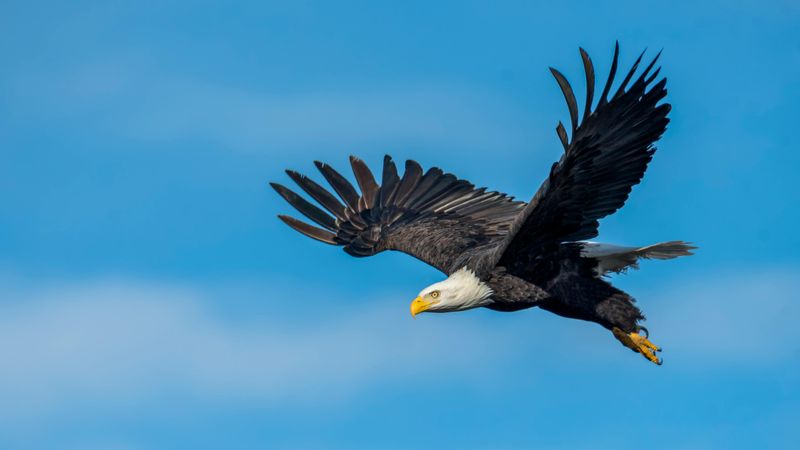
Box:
[612,327,663,365]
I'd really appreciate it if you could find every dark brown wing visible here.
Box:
[272,155,524,274]
[497,43,671,271]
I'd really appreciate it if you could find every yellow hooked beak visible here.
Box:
[410,296,435,317]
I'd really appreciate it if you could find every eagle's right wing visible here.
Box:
[272,155,524,274]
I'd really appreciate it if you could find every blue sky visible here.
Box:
[2,1,799,449]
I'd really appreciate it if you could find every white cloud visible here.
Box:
[646,268,800,364]
[0,279,509,425]
[0,267,796,429]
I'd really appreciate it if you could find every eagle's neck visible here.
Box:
[445,267,494,309]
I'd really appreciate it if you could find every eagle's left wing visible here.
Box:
[495,44,671,271]
[272,155,524,274]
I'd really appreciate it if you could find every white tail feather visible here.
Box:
[581,240,696,276]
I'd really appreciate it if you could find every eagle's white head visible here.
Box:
[410,267,494,316]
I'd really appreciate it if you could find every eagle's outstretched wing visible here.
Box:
[272,155,524,274]
[497,43,671,271]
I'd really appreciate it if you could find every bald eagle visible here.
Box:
[271,44,695,365]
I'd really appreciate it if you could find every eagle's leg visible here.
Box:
[612,327,662,365]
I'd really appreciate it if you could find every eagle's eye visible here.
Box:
[430,290,440,299]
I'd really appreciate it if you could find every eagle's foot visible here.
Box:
[612,327,662,365]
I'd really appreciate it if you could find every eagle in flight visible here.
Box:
[271,43,695,365]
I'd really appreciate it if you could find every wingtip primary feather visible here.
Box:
[285,169,347,221]
[556,121,569,151]
[277,214,338,245]
[380,154,400,208]
[316,159,360,211]
[393,159,423,206]
[579,47,595,121]
[350,155,380,209]
[550,67,579,132]
[599,42,620,105]
[271,181,337,231]
[634,49,663,89]
[613,48,646,99]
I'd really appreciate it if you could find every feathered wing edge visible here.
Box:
[550,42,665,153]
[271,155,524,272]
[549,43,670,240]
[494,43,672,268]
